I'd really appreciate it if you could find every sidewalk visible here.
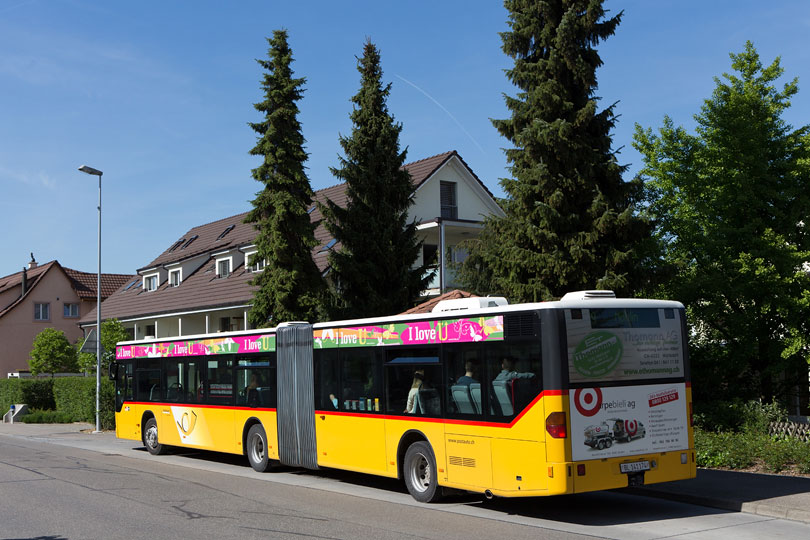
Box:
[3,422,810,523]
[628,467,810,524]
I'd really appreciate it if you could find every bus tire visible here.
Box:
[246,424,271,472]
[403,441,442,503]
[144,417,167,455]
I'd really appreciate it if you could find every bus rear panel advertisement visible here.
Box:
[111,293,695,502]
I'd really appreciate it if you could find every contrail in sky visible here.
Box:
[395,74,487,157]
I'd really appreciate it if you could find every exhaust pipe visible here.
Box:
[484,489,494,500]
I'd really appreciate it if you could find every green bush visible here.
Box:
[695,427,810,473]
[694,399,787,433]
[0,378,55,412]
[20,409,75,424]
[52,376,115,430]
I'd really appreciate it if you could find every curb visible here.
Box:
[625,486,810,525]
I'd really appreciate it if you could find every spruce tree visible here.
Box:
[460,0,650,301]
[320,40,429,319]
[245,30,325,326]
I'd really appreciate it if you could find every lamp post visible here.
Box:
[78,164,103,434]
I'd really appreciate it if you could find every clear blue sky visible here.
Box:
[2,0,809,278]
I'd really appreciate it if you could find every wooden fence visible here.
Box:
[769,421,810,443]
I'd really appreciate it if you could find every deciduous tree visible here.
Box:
[29,328,77,377]
[634,42,810,405]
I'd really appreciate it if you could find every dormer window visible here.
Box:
[144,274,158,292]
[217,258,231,278]
[246,252,266,273]
[169,269,182,287]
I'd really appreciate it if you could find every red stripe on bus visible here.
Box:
[125,401,276,413]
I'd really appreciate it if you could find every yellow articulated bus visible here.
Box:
[111,290,695,502]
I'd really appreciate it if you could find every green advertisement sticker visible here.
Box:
[572,331,623,378]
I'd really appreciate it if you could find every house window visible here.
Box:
[440,181,458,220]
[63,303,79,318]
[423,244,438,266]
[169,269,181,287]
[217,259,231,278]
[246,253,266,273]
[144,275,158,291]
[145,324,156,338]
[34,303,50,321]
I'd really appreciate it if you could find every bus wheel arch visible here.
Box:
[241,417,262,457]
[142,414,168,455]
[140,411,155,447]
[396,430,429,481]
[244,419,274,473]
[403,440,443,503]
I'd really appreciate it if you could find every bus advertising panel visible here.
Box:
[565,308,684,384]
[569,382,689,461]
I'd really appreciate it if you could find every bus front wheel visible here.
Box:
[403,441,442,503]
[247,424,271,472]
[144,417,167,455]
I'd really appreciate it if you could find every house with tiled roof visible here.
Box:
[79,151,504,340]
[0,255,135,376]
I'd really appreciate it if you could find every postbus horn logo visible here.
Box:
[574,388,603,417]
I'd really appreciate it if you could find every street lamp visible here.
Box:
[78,164,103,434]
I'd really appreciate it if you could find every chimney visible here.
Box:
[28,252,37,269]
[21,267,28,296]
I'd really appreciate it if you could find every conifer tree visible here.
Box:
[459,0,650,301]
[245,30,325,326]
[320,40,429,319]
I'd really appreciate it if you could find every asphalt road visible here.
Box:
[1,430,809,540]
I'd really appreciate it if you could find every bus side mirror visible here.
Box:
[108,361,117,381]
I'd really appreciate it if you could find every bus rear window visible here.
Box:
[566,307,684,384]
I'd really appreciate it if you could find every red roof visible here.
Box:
[400,289,478,315]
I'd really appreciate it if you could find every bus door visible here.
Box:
[113,360,138,440]
[276,323,318,470]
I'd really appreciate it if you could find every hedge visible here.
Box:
[53,377,115,430]
[0,376,114,430]
[0,378,55,411]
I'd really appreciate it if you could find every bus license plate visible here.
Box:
[620,461,650,473]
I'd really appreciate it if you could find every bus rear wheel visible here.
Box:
[247,424,271,472]
[403,441,442,503]
[144,417,167,455]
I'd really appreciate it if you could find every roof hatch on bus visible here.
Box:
[432,296,508,313]
[561,290,616,301]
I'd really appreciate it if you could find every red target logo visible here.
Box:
[625,419,638,436]
[574,388,603,417]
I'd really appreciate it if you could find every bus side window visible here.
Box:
[315,349,339,410]
[488,343,542,419]
[340,348,382,412]
[384,347,442,416]
[207,358,234,405]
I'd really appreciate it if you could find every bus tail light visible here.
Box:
[577,464,586,476]
[546,412,567,438]
[688,401,693,427]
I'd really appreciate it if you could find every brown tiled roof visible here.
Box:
[400,289,478,315]
[0,261,58,318]
[0,261,136,320]
[62,267,136,299]
[82,258,258,324]
[83,151,489,323]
